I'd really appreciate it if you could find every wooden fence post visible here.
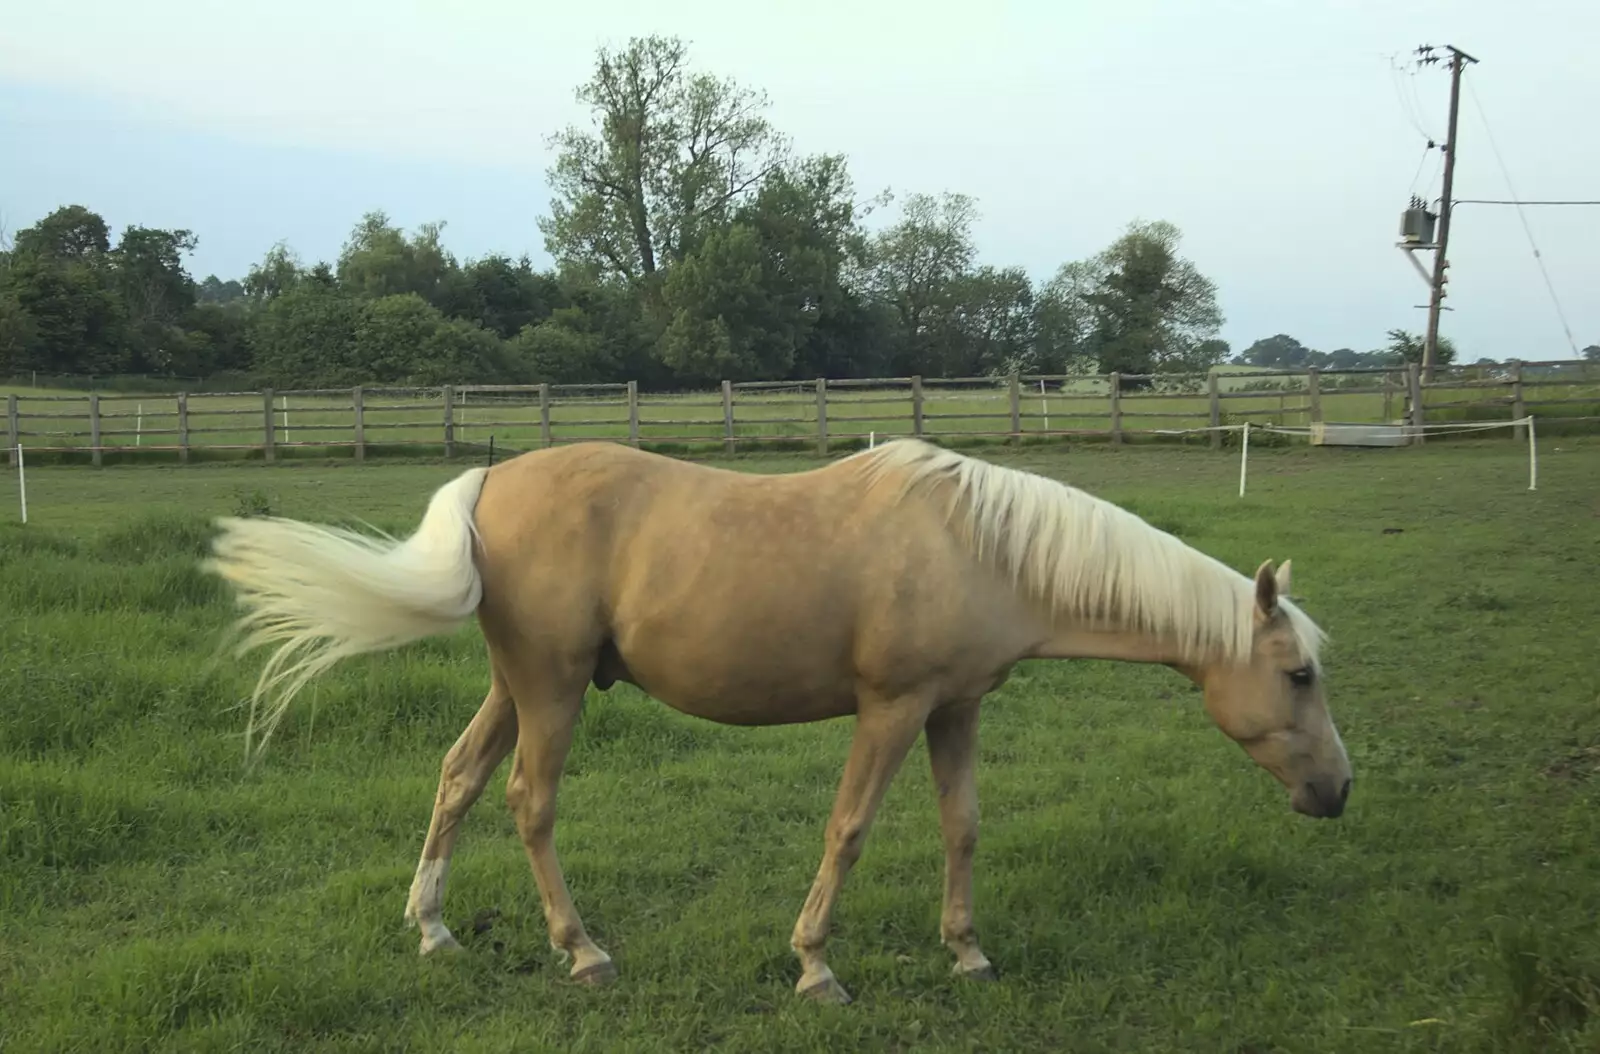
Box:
[6,394,17,467]
[1511,362,1526,440]
[815,378,828,455]
[89,394,102,467]
[627,381,640,447]
[177,393,190,464]
[1406,363,1425,445]
[1383,371,1395,422]
[353,386,366,461]
[443,384,456,458]
[1308,367,1323,424]
[911,375,924,437]
[1109,373,1123,444]
[722,380,735,456]
[1207,372,1221,449]
[538,384,552,447]
[262,388,276,462]
[1008,373,1021,441]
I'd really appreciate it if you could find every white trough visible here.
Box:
[1309,421,1416,448]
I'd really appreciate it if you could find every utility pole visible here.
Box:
[1417,44,1478,381]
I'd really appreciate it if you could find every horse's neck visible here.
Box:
[1028,624,1197,668]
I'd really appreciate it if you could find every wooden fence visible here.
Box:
[6,361,1599,467]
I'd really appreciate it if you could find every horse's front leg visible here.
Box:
[790,692,932,1004]
[924,698,996,980]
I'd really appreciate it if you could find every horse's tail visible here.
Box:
[204,467,492,758]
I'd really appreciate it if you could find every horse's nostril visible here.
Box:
[1339,778,1352,804]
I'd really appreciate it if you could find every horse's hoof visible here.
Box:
[419,934,463,957]
[571,959,618,986]
[798,976,853,1005]
[954,962,997,983]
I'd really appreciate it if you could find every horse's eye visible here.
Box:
[1288,667,1315,688]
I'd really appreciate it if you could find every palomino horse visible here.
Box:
[204,438,1350,1004]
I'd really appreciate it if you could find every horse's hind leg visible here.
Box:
[404,670,518,955]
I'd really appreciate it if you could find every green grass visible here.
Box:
[2,440,1598,1052]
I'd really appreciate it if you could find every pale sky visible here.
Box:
[2,0,1596,361]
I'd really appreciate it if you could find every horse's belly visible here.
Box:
[609,610,860,726]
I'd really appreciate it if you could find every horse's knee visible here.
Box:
[505,774,555,842]
[827,819,868,867]
[946,813,978,859]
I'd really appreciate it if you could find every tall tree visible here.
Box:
[245,243,305,302]
[1382,328,1456,367]
[1049,220,1225,385]
[197,275,247,304]
[658,153,870,382]
[336,212,457,304]
[943,266,1036,376]
[1239,334,1313,368]
[433,254,563,339]
[14,205,110,260]
[1031,260,1098,374]
[867,191,980,375]
[539,35,789,286]
[3,206,126,374]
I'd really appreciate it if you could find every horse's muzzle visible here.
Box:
[1292,777,1351,819]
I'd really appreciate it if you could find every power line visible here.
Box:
[1406,142,1437,200]
[1464,78,1581,356]
[1453,199,1600,206]
[1385,52,1438,143]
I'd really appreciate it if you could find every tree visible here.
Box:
[867,191,980,375]
[658,152,871,382]
[1031,260,1098,374]
[337,212,456,304]
[659,223,786,381]
[14,205,110,259]
[1053,220,1224,386]
[3,207,126,374]
[944,266,1035,376]
[245,243,305,302]
[515,307,618,384]
[0,291,38,375]
[1239,334,1313,369]
[249,284,363,386]
[198,275,247,304]
[1382,328,1456,368]
[111,225,200,372]
[434,255,563,340]
[114,226,198,326]
[1582,344,1600,362]
[539,35,789,286]
[183,300,252,376]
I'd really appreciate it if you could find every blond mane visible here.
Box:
[855,439,1325,667]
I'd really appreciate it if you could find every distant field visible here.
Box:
[2,440,1597,1052]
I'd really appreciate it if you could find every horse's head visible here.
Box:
[1196,560,1351,819]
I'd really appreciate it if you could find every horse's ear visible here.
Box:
[1274,559,1293,597]
[1253,559,1279,617]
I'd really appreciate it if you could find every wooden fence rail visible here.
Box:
[6,361,1599,467]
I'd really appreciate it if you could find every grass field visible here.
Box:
[11,366,1595,463]
[2,439,1598,1052]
